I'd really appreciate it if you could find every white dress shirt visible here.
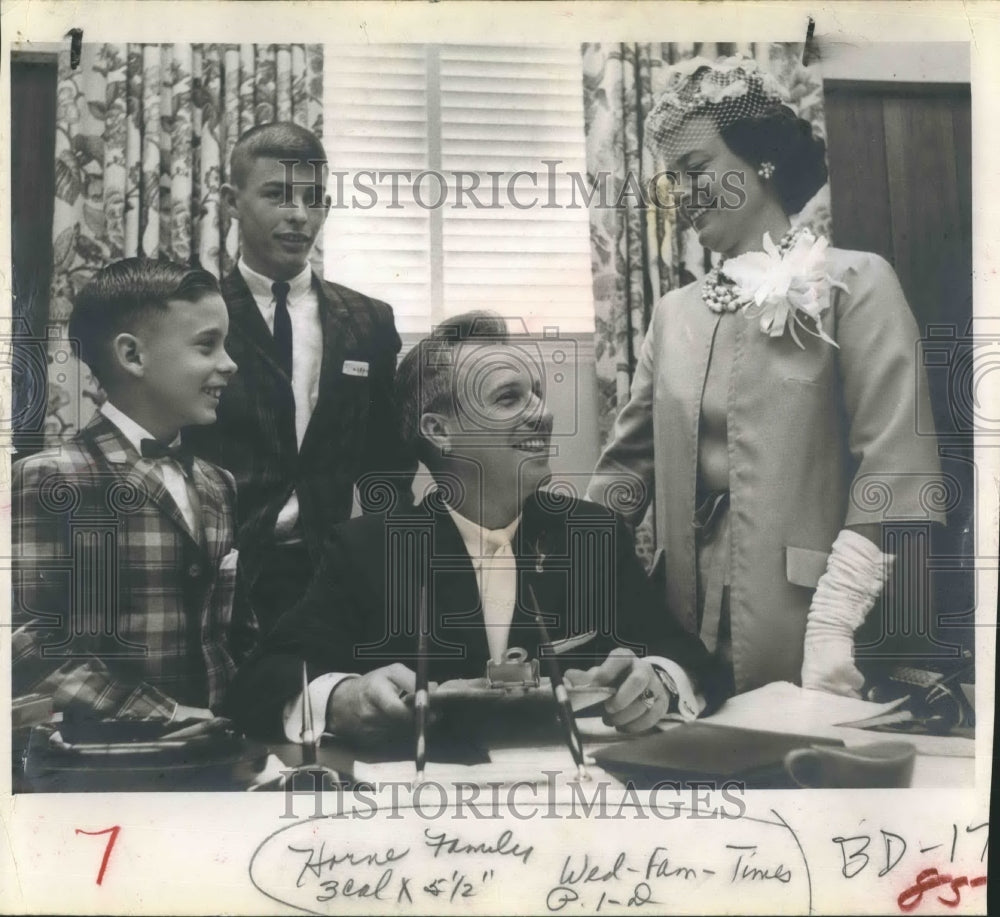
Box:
[281,505,523,742]
[238,258,323,540]
[444,506,704,718]
[100,401,198,536]
[447,507,521,663]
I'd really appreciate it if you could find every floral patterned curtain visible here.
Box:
[581,41,829,562]
[46,43,324,443]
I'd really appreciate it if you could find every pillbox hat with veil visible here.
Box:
[646,55,792,159]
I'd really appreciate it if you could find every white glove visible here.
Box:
[801,530,894,698]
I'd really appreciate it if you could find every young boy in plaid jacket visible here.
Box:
[11,259,258,724]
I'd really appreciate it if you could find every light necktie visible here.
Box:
[480,529,517,663]
[271,280,293,378]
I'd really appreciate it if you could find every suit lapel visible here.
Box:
[191,460,227,562]
[222,268,291,383]
[510,493,567,648]
[424,494,572,666]
[415,493,612,673]
[425,500,491,665]
[86,414,205,552]
[684,284,724,429]
[515,493,613,658]
[670,285,723,583]
[299,275,346,456]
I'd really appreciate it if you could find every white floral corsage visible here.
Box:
[721,229,847,349]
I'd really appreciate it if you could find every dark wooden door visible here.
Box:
[824,81,974,668]
[10,53,59,456]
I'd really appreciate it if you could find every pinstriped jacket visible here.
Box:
[11,413,258,718]
[186,269,411,582]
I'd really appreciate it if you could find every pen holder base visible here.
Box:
[486,648,540,689]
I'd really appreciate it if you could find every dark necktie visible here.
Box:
[140,438,195,476]
[271,281,293,378]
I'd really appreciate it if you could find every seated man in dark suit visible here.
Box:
[227,312,727,744]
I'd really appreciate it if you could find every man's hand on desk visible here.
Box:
[563,648,672,733]
[326,664,415,745]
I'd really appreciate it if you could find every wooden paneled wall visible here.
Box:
[11,56,58,336]
[824,81,971,335]
[825,81,974,665]
[11,54,59,456]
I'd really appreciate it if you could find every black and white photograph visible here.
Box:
[1,2,994,914]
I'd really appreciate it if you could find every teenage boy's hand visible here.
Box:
[564,647,671,733]
[326,664,416,746]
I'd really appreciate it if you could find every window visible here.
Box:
[323,44,595,335]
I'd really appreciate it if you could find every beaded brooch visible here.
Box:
[701,225,808,315]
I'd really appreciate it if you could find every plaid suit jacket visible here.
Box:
[11,413,259,719]
[186,269,412,579]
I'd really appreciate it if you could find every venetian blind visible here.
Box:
[323,44,595,334]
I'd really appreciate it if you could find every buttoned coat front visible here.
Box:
[186,269,411,580]
[589,249,944,692]
[12,414,258,716]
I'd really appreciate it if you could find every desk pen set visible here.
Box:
[411,583,592,784]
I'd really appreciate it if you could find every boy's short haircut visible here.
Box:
[69,257,219,385]
[229,121,328,189]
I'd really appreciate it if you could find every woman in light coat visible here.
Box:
[587,57,943,696]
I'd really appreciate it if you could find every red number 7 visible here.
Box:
[75,825,120,885]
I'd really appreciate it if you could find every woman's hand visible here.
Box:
[801,530,892,699]
[801,653,865,698]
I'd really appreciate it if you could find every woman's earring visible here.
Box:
[757,161,776,180]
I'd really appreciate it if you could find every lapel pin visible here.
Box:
[534,538,546,573]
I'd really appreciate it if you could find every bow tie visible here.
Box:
[140,438,194,476]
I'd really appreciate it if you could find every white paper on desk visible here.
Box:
[705,683,977,759]
[351,753,598,788]
[347,750,592,786]
[706,681,908,735]
[349,717,628,785]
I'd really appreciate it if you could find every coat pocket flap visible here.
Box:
[785,545,830,588]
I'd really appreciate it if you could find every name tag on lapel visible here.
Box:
[342,359,370,378]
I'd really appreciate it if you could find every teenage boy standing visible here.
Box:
[188,122,411,635]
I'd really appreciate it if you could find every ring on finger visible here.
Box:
[641,688,658,709]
